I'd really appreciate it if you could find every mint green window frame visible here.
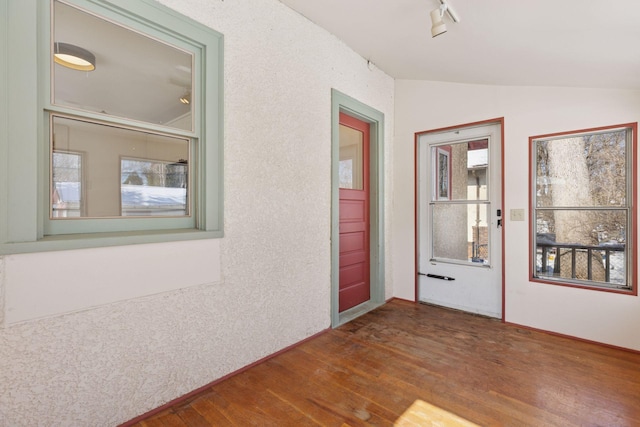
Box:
[0,0,223,254]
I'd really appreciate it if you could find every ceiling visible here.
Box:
[279,0,640,90]
[54,0,192,130]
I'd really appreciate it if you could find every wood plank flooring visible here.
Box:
[130,300,640,426]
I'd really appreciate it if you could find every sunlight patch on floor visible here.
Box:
[394,399,480,427]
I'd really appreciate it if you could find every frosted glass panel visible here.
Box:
[432,203,490,265]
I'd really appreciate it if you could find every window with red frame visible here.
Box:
[530,124,636,292]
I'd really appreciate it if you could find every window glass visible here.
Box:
[429,139,491,265]
[435,147,450,200]
[52,150,83,217]
[51,115,190,218]
[431,140,488,202]
[532,127,633,291]
[535,209,626,285]
[339,124,364,190]
[121,158,188,216]
[536,132,626,208]
[52,0,194,131]
[432,203,490,264]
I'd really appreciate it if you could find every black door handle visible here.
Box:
[419,272,455,281]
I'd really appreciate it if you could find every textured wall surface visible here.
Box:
[4,239,222,324]
[0,0,394,425]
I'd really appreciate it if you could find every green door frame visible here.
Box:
[331,89,385,327]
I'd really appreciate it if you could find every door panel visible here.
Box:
[339,113,370,313]
[417,122,503,318]
[340,263,366,285]
[340,199,366,221]
[340,232,365,253]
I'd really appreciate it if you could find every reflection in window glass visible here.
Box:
[52,151,83,217]
[339,159,353,188]
[121,159,188,216]
[436,147,449,200]
[52,0,194,130]
[339,124,363,189]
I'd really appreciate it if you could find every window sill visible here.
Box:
[531,276,636,296]
[0,228,223,255]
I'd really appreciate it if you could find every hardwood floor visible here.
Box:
[130,300,640,426]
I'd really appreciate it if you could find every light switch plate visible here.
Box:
[510,209,525,221]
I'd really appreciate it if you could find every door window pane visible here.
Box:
[432,139,488,201]
[339,124,363,190]
[430,139,491,266]
[432,203,490,265]
[52,0,194,131]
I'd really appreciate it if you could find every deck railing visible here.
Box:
[536,242,624,283]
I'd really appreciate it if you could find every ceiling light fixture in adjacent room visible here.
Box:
[53,42,96,71]
[430,0,461,38]
[179,92,191,105]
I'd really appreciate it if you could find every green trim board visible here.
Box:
[331,88,386,327]
[5,0,39,245]
[0,0,8,245]
[0,0,224,254]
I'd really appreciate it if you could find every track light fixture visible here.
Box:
[430,0,461,38]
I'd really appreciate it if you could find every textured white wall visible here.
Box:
[394,80,640,350]
[0,0,394,425]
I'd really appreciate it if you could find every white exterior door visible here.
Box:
[416,122,503,318]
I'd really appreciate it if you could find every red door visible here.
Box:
[339,113,370,312]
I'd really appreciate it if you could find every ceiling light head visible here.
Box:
[54,42,96,71]
[430,0,461,38]
[430,8,447,37]
[179,92,191,105]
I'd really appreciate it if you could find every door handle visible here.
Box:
[419,272,455,281]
